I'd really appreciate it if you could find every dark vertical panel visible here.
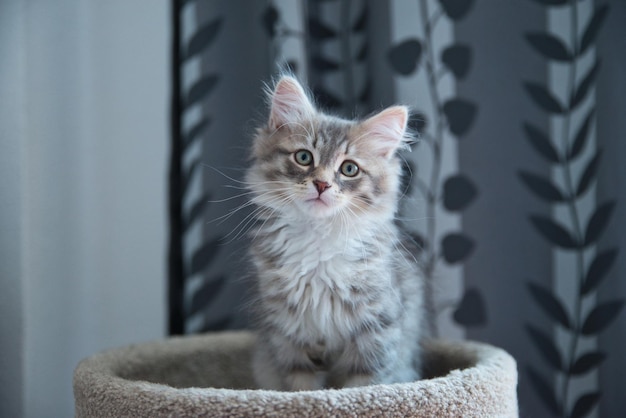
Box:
[197,0,271,330]
[168,0,184,335]
[455,1,551,415]
[596,1,626,416]
[365,0,395,110]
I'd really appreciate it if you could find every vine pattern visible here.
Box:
[388,0,485,337]
[520,1,623,416]
[170,0,229,334]
[263,0,370,117]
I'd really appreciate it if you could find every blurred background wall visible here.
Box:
[0,1,168,417]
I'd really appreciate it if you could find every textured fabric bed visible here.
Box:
[73,331,518,417]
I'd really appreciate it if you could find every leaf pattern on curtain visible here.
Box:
[388,0,484,337]
[169,0,229,334]
[520,1,623,416]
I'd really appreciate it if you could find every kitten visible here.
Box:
[247,75,424,391]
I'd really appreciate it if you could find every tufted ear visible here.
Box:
[268,76,315,131]
[357,106,410,159]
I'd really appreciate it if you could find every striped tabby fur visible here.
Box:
[247,76,424,390]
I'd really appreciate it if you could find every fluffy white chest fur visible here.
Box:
[255,216,390,347]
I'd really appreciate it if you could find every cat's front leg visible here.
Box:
[334,327,414,388]
[332,336,389,388]
[283,369,324,391]
[253,333,325,391]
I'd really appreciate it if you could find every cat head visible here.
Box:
[247,76,411,221]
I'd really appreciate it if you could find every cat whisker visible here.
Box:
[251,193,298,242]
[203,163,294,189]
[209,186,297,223]
[206,191,257,204]
[220,205,267,243]
[393,215,435,222]
[201,164,249,185]
[223,193,291,244]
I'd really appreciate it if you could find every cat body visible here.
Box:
[247,76,424,391]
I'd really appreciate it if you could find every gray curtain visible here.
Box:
[170,1,625,416]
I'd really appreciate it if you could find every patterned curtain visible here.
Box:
[169,1,625,416]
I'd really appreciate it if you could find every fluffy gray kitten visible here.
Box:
[247,76,424,391]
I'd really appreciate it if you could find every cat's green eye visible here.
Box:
[340,160,359,177]
[294,150,313,166]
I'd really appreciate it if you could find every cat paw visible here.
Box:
[285,371,324,391]
[341,374,375,388]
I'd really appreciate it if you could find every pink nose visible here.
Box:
[313,180,331,195]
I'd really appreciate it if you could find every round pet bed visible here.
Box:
[73,331,518,417]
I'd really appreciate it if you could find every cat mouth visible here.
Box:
[307,197,330,207]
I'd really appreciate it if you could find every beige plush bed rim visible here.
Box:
[73,331,518,417]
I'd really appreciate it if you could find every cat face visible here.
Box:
[247,76,410,221]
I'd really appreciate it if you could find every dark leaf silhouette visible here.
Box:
[408,112,427,134]
[179,0,197,9]
[524,82,565,114]
[388,39,423,75]
[261,5,279,37]
[189,238,222,276]
[525,32,572,62]
[453,288,487,326]
[313,86,342,109]
[570,351,606,375]
[183,117,211,150]
[441,44,472,79]
[359,81,371,103]
[443,174,478,211]
[526,324,563,371]
[308,17,337,39]
[580,4,610,55]
[200,314,232,332]
[409,231,427,253]
[311,55,341,72]
[527,366,561,415]
[581,300,624,335]
[529,215,579,249]
[443,98,477,136]
[570,392,601,418]
[583,200,616,246]
[570,60,600,109]
[182,158,202,196]
[441,233,475,264]
[519,171,566,203]
[184,75,219,109]
[399,160,415,198]
[530,0,568,5]
[356,43,368,61]
[183,194,210,232]
[568,108,595,160]
[352,7,368,31]
[285,60,298,75]
[581,248,618,295]
[183,18,223,61]
[438,0,475,21]
[188,275,227,316]
[523,122,560,163]
[576,150,602,197]
[527,282,572,329]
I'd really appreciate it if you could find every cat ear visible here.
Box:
[268,76,315,131]
[357,106,410,159]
